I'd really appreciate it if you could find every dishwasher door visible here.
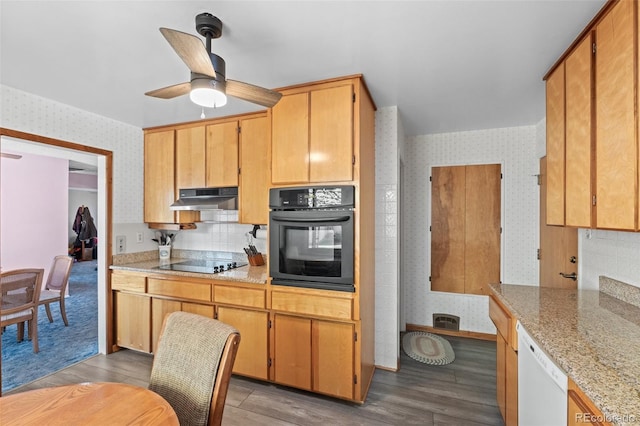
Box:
[517,321,568,426]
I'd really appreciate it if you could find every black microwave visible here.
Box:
[269,186,355,292]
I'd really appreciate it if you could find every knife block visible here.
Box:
[247,253,265,266]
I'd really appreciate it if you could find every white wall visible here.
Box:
[404,126,540,334]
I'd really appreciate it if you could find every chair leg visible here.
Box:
[31,319,39,353]
[17,322,24,342]
[60,298,69,326]
[45,303,54,323]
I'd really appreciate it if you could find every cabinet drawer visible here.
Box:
[489,295,511,341]
[112,273,146,292]
[271,290,353,320]
[214,285,265,308]
[148,278,212,302]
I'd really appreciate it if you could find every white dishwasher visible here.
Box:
[517,321,568,426]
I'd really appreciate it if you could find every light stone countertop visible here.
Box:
[110,250,267,284]
[490,280,640,426]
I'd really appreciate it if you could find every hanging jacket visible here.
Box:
[72,206,84,235]
[78,207,98,240]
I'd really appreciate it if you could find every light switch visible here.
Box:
[136,232,143,243]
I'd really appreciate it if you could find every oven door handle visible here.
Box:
[271,215,351,223]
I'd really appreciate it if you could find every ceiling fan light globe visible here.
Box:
[190,79,227,108]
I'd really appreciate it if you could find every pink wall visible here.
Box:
[1,151,69,281]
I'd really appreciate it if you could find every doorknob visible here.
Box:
[559,272,577,281]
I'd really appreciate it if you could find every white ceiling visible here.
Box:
[0,0,606,137]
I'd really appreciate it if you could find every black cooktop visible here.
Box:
[155,258,247,274]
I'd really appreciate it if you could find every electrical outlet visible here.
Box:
[116,235,126,253]
[136,232,143,243]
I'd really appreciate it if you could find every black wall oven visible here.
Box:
[269,186,355,292]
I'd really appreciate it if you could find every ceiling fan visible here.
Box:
[145,13,282,109]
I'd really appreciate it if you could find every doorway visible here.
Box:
[0,128,112,393]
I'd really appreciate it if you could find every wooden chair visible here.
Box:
[149,311,240,426]
[38,255,74,326]
[0,268,45,353]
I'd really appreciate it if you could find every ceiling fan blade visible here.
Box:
[159,27,216,78]
[145,82,191,99]
[226,79,282,108]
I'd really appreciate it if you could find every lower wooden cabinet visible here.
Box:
[273,314,354,400]
[568,378,612,426]
[217,306,269,380]
[115,292,151,352]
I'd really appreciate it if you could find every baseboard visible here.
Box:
[406,323,496,341]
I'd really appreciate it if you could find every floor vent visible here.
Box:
[433,313,460,331]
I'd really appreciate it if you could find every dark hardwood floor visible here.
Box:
[6,335,503,425]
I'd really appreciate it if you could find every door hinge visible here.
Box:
[354,375,358,384]
[500,173,503,179]
[268,320,272,328]
[238,167,241,175]
[429,176,432,182]
[537,248,540,260]
[352,155,356,165]
[268,358,272,367]
[536,174,541,186]
[500,227,503,234]
[429,276,432,282]
[592,195,597,206]
[592,42,596,54]
[354,332,358,342]
[353,93,356,103]
[214,311,218,320]
[237,126,241,134]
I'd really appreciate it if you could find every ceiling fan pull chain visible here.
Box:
[200,108,205,119]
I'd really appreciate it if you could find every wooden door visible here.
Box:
[546,62,566,226]
[595,0,636,230]
[431,164,501,295]
[565,33,593,228]
[309,84,354,182]
[144,130,175,224]
[271,92,309,184]
[175,126,206,190]
[312,320,354,399]
[431,166,466,293]
[274,314,311,390]
[540,157,578,289]
[217,306,269,380]
[206,121,239,187]
[465,164,501,295]
[239,116,270,225]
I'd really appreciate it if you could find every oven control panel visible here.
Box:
[269,186,355,209]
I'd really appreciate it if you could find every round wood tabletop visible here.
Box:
[0,382,179,425]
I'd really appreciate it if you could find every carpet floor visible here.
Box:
[1,259,98,392]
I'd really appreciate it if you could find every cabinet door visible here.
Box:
[217,306,269,380]
[273,314,311,390]
[312,320,354,399]
[595,0,636,230]
[175,126,206,190]
[505,344,518,426]
[565,34,593,228]
[144,130,175,223]
[239,116,270,225]
[151,298,181,353]
[115,292,151,352]
[271,92,309,184]
[546,62,566,226]
[309,84,354,182]
[206,121,239,187]
[182,302,215,318]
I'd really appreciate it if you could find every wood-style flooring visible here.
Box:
[5,335,503,425]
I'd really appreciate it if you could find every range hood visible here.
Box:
[170,187,238,211]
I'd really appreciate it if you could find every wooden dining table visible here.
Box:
[0,382,179,425]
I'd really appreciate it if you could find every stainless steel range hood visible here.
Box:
[170,187,238,211]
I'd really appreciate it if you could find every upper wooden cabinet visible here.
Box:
[206,121,239,188]
[544,0,638,230]
[271,78,357,184]
[144,129,199,225]
[239,115,270,225]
